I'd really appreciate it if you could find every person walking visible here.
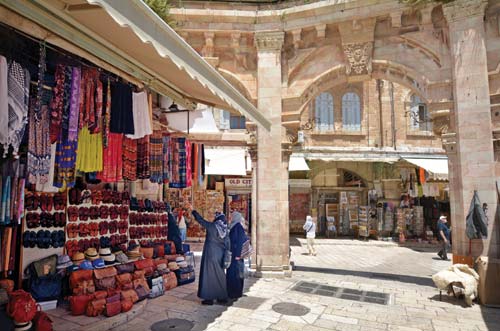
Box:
[303,215,316,256]
[226,211,247,300]
[167,205,183,254]
[437,215,451,260]
[187,204,229,305]
[178,208,187,243]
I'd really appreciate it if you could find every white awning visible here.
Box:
[0,0,271,130]
[289,156,310,171]
[402,157,448,180]
[205,148,248,176]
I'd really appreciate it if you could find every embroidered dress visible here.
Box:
[122,137,137,181]
[186,139,192,188]
[149,131,163,183]
[126,91,152,139]
[5,61,30,157]
[53,137,78,189]
[75,126,103,173]
[99,132,123,182]
[136,136,150,179]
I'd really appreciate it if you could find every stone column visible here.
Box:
[443,0,498,258]
[249,147,258,269]
[254,31,290,276]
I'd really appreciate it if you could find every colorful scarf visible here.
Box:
[137,135,150,179]
[123,137,137,181]
[149,131,163,183]
[27,103,51,184]
[214,213,228,239]
[162,134,170,184]
[99,132,123,182]
[67,67,81,142]
[102,79,111,148]
[50,64,65,144]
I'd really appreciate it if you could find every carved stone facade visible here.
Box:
[342,42,373,76]
[170,0,500,269]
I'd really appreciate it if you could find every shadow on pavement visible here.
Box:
[293,265,435,287]
[289,236,302,246]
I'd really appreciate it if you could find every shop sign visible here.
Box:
[225,178,252,189]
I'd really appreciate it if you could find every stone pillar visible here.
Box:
[444,0,498,258]
[254,31,290,276]
[249,147,258,269]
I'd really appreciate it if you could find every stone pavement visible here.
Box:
[62,238,500,331]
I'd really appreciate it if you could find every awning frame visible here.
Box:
[0,0,272,130]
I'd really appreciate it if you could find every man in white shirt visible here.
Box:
[303,215,317,256]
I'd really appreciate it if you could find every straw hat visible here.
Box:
[14,321,32,331]
[127,245,142,262]
[99,248,115,265]
[168,262,179,271]
[84,247,99,261]
[72,252,85,265]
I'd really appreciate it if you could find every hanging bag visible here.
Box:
[240,237,253,259]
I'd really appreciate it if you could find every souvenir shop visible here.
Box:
[0,18,235,330]
[299,159,449,242]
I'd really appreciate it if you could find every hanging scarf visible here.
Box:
[102,79,111,148]
[122,137,137,181]
[1,176,11,224]
[0,56,9,149]
[60,66,72,139]
[5,62,30,157]
[99,132,123,182]
[50,64,65,144]
[162,134,170,183]
[137,135,150,179]
[149,130,163,183]
[214,213,228,239]
[27,103,51,184]
[67,67,81,142]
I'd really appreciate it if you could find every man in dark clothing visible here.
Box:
[167,207,183,254]
[437,215,451,260]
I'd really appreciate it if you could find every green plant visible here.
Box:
[144,0,174,26]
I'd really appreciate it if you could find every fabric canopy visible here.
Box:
[205,148,248,176]
[402,157,448,180]
[289,156,310,171]
[1,0,271,130]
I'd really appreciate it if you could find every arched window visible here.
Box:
[314,92,334,131]
[342,92,361,131]
[409,95,431,131]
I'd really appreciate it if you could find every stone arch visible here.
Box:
[295,61,432,118]
[217,68,256,104]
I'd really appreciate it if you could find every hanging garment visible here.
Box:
[185,139,192,188]
[1,176,11,224]
[99,133,123,182]
[16,178,24,225]
[50,64,65,144]
[0,56,8,150]
[67,67,81,142]
[149,131,163,183]
[110,82,134,134]
[78,68,101,132]
[169,137,189,188]
[102,79,111,148]
[35,143,59,193]
[53,137,78,189]
[5,61,30,157]
[75,126,103,173]
[126,91,152,139]
[27,104,51,184]
[198,144,204,186]
[162,134,170,184]
[60,66,72,139]
[137,135,150,179]
[466,190,488,239]
[122,137,137,181]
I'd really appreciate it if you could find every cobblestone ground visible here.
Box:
[109,238,500,331]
